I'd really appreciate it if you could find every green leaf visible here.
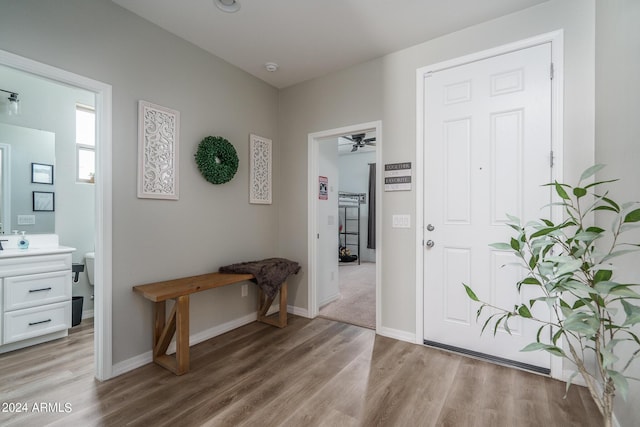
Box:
[624,208,640,223]
[573,187,587,198]
[510,237,521,251]
[608,370,629,401]
[489,242,512,251]
[580,164,606,181]
[463,284,480,302]
[573,231,601,242]
[593,270,613,283]
[518,305,532,318]
[554,182,570,200]
[621,300,640,326]
[521,342,566,357]
[521,277,541,286]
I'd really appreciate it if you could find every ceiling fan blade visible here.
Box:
[365,142,377,146]
[363,137,376,143]
[351,145,358,152]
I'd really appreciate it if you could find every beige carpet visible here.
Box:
[318,262,376,329]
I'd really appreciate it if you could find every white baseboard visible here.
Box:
[288,305,309,318]
[82,309,94,319]
[318,293,340,309]
[112,311,259,377]
[377,326,415,344]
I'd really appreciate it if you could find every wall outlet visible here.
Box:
[241,284,248,297]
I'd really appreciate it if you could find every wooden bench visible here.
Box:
[133,272,288,375]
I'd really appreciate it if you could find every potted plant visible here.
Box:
[464,165,640,427]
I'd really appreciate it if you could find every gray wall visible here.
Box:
[595,1,640,425]
[0,0,279,364]
[278,0,595,334]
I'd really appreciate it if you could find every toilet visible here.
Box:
[85,252,95,289]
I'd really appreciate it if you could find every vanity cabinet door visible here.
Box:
[4,270,71,311]
[3,301,70,344]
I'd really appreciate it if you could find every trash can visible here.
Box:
[71,296,84,327]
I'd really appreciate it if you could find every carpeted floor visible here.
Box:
[318,261,376,329]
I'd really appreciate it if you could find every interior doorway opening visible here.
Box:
[307,121,382,331]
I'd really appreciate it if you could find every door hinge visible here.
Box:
[550,62,554,80]
[550,150,554,168]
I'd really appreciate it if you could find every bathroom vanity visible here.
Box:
[0,234,75,354]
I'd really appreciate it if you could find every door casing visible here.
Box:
[308,121,382,330]
[415,31,564,379]
[0,49,113,381]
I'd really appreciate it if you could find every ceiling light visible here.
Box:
[0,88,20,116]
[214,0,240,13]
[265,62,279,72]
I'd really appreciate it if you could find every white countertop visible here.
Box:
[0,234,76,258]
[0,246,76,259]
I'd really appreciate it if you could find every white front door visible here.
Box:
[423,43,553,370]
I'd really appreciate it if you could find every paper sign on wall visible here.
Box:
[319,176,328,200]
[384,162,412,191]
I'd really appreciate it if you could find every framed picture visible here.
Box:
[249,134,272,204]
[33,191,55,212]
[32,163,54,185]
[137,100,180,200]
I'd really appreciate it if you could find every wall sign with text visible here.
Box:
[384,162,412,191]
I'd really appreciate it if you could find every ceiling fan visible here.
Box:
[344,133,376,152]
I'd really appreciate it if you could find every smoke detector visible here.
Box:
[214,0,240,13]
[265,62,279,72]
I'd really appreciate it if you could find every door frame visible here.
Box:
[308,120,382,330]
[0,143,11,234]
[0,49,113,381]
[415,31,564,379]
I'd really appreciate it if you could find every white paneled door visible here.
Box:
[423,43,553,370]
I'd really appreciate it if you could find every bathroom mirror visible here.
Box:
[0,123,56,234]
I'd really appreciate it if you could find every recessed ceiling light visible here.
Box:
[265,62,279,72]
[214,0,240,13]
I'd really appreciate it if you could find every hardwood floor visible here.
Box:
[0,316,602,426]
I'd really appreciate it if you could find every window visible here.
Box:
[76,104,96,183]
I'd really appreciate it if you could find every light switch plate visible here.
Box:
[392,214,410,228]
[17,215,36,225]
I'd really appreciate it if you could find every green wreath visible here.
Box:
[194,136,239,184]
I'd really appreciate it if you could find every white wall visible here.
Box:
[317,138,339,306]
[0,0,279,365]
[279,0,595,334]
[595,2,640,426]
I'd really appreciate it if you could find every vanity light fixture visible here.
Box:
[0,88,20,116]
[214,0,240,13]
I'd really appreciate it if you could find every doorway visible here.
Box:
[0,49,113,380]
[308,121,382,330]
[416,32,564,377]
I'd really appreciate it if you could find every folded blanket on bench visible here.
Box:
[219,257,301,299]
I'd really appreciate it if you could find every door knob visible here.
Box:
[425,240,434,248]
[426,224,435,231]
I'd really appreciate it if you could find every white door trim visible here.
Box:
[307,121,382,330]
[415,30,564,379]
[0,143,11,234]
[0,49,113,381]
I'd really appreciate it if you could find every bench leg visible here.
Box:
[152,296,190,375]
[257,282,288,328]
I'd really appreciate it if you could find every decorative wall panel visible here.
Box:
[249,134,272,204]
[137,101,180,200]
